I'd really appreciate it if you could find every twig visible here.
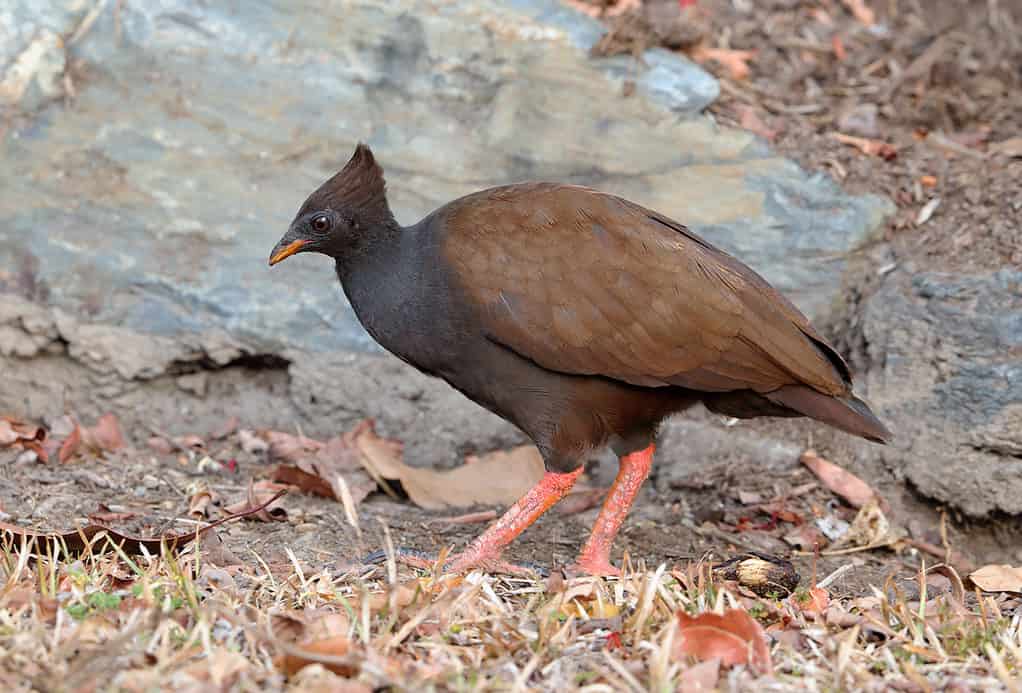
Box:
[818,562,856,589]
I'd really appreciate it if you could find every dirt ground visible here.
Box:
[3,0,1021,604]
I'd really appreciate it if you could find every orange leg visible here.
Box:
[443,466,585,574]
[572,444,655,576]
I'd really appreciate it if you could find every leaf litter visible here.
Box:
[0,406,1019,690]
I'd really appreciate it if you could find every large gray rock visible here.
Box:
[1,0,891,467]
[858,267,1022,517]
[1,0,888,356]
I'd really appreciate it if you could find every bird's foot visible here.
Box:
[564,555,622,578]
[362,547,546,577]
[446,549,546,577]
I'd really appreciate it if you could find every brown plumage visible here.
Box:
[269,144,891,576]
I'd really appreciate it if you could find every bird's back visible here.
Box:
[433,182,890,442]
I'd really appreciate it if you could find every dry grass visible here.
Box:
[0,533,1018,692]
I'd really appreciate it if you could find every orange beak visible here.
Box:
[268,239,308,266]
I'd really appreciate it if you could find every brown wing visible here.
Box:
[441,183,851,397]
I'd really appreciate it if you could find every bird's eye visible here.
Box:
[311,214,331,232]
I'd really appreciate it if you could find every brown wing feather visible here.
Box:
[442,183,850,398]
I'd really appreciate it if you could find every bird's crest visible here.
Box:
[299,143,394,227]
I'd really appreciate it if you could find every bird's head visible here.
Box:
[269,143,395,266]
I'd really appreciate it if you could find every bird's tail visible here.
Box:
[764,385,892,444]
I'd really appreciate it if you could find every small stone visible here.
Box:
[142,474,160,490]
[837,103,880,138]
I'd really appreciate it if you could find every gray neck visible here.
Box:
[334,221,438,359]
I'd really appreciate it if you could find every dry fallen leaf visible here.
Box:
[689,46,756,80]
[269,432,376,507]
[58,423,82,463]
[274,636,357,678]
[0,416,47,461]
[544,578,620,621]
[791,586,830,616]
[832,499,899,549]
[969,565,1022,594]
[57,414,127,462]
[677,657,721,693]
[353,420,545,510]
[263,430,321,463]
[840,0,876,26]
[832,132,897,160]
[800,449,876,508]
[237,429,269,454]
[188,487,220,519]
[81,413,126,452]
[673,608,772,674]
[831,34,847,61]
[223,480,289,522]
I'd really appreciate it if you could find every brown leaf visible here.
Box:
[263,430,322,463]
[269,430,377,507]
[0,416,48,461]
[273,463,336,498]
[274,636,357,678]
[673,608,772,674]
[223,480,289,522]
[353,420,544,510]
[832,499,899,549]
[188,487,220,519]
[81,413,126,452]
[58,423,82,463]
[273,609,351,645]
[800,449,876,508]
[0,488,286,556]
[832,132,897,160]
[677,657,721,693]
[791,586,830,616]
[689,46,756,80]
[969,565,1022,594]
[237,429,269,455]
[831,34,847,61]
[840,0,875,25]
